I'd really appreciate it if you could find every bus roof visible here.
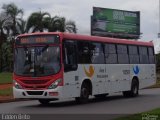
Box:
[17,32,153,47]
[62,33,153,47]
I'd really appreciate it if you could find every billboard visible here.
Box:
[91,7,140,39]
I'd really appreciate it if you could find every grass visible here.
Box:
[0,87,13,96]
[115,108,160,120]
[0,72,12,84]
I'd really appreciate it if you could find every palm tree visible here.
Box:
[0,13,8,42]
[16,19,27,34]
[0,12,8,72]
[0,12,13,41]
[0,12,13,72]
[65,20,77,33]
[49,16,65,32]
[1,3,23,72]
[0,41,13,71]
[2,3,23,36]
[49,16,77,33]
[26,11,51,32]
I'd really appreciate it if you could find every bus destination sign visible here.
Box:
[16,35,59,45]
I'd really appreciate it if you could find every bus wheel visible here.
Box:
[38,99,50,105]
[75,83,90,103]
[130,79,139,97]
[123,79,139,97]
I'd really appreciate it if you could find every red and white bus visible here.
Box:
[13,32,156,104]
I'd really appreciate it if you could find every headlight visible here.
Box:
[13,80,22,89]
[48,79,62,89]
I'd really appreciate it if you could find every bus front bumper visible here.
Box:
[13,87,63,99]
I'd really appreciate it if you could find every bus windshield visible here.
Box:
[14,45,60,77]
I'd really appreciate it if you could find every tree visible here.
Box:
[2,3,23,36]
[16,19,27,34]
[49,16,65,32]
[65,20,77,33]
[0,12,13,42]
[0,3,23,72]
[0,12,13,72]
[0,17,7,44]
[156,53,160,69]
[26,11,51,32]
[49,16,77,33]
[0,41,13,71]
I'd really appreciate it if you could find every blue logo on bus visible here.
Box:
[133,66,140,75]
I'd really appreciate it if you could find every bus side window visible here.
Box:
[90,42,105,64]
[139,46,149,64]
[128,45,139,64]
[105,44,117,64]
[117,44,129,64]
[63,41,77,72]
[77,41,91,64]
[148,47,155,64]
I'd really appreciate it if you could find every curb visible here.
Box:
[0,98,31,103]
[0,99,16,103]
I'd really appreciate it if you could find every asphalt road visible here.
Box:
[0,88,160,120]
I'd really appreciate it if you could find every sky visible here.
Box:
[0,0,160,52]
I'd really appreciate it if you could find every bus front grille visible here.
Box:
[27,91,44,95]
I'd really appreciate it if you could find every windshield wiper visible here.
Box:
[42,45,49,52]
[34,45,49,56]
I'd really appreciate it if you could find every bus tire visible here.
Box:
[130,79,139,97]
[123,78,139,97]
[75,83,90,103]
[38,99,50,105]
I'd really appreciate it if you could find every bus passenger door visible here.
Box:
[62,41,80,98]
[89,43,106,95]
